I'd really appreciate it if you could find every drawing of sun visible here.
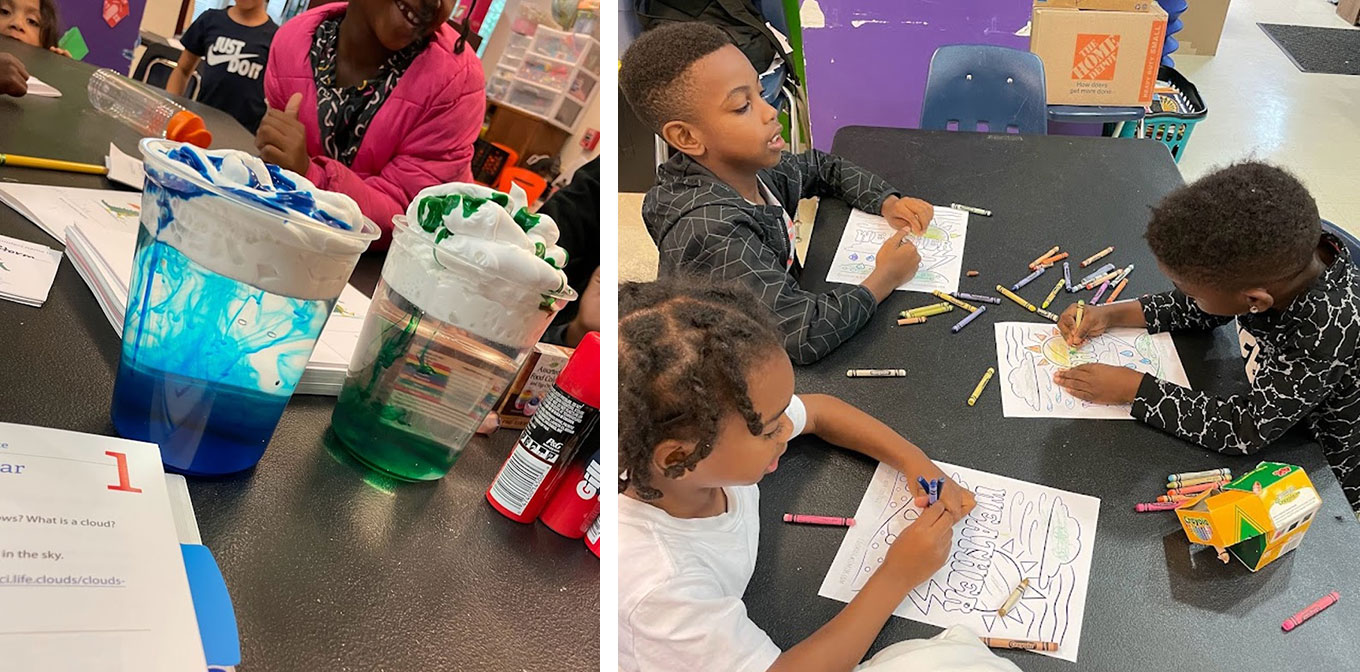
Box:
[1023,330,1098,370]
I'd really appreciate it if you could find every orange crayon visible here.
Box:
[981,637,1059,652]
[1029,246,1060,269]
[1105,278,1128,304]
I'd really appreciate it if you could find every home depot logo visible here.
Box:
[1072,33,1120,80]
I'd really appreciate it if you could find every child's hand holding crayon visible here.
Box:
[880,195,935,235]
[862,228,921,301]
[1056,301,1110,347]
[1052,364,1145,404]
[911,472,976,522]
[256,93,311,175]
[884,501,955,583]
[1,54,29,98]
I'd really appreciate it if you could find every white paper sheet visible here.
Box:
[106,142,146,190]
[0,183,142,243]
[0,233,61,307]
[24,75,60,97]
[818,461,1100,663]
[993,322,1190,419]
[0,422,207,670]
[825,207,969,295]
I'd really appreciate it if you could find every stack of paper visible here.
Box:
[0,233,62,307]
[0,182,368,395]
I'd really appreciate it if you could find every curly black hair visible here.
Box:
[1146,161,1320,288]
[619,21,733,134]
[619,276,783,500]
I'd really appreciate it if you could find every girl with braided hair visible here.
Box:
[618,276,1019,672]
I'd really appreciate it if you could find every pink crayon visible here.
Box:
[1135,501,1186,512]
[783,514,855,527]
[1283,591,1339,632]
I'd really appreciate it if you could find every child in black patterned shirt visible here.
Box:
[1053,162,1360,514]
[621,21,935,365]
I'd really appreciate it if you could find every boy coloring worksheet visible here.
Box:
[0,423,206,670]
[826,207,969,294]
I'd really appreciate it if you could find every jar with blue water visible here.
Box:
[111,139,379,476]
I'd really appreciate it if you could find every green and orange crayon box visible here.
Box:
[1174,462,1322,572]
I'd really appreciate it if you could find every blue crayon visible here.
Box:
[929,479,940,504]
[936,479,945,503]
[917,476,932,500]
[1011,267,1045,291]
[954,292,1003,305]
[1062,261,1073,291]
[950,305,988,333]
[1077,263,1117,287]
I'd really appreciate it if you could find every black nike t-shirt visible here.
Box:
[180,9,278,133]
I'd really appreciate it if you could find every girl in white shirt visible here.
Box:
[618,277,1020,672]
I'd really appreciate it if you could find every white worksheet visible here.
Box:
[0,233,62,307]
[24,75,60,97]
[106,142,146,190]
[818,461,1100,663]
[826,207,969,294]
[993,322,1190,420]
[0,423,206,670]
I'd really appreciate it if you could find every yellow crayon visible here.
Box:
[932,289,978,312]
[907,303,955,318]
[997,578,1030,617]
[1080,246,1114,267]
[1029,246,1060,269]
[967,367,995,406]
[1040,278,1065,309]
[996,285,1037,312]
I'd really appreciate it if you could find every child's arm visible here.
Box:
[1139,290,1235,333]
[801,394,976,519]
[166,51,201,97]
[172,15,208,97]
[1,54,28,97]
[786,150,933,232]
[1058,290,1232,348]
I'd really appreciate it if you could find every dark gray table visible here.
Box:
[0,41,598,671]
[745,126,1360,670]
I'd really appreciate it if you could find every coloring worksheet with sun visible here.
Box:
[818,462,1101,663]
[993,322,1190,420]
[825,207,968,294]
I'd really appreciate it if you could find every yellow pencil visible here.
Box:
[932,289,978,313]
[0,153,109,175]
[968,367,995,406]
[996,285,1037,312]
[1040,278,1065,309]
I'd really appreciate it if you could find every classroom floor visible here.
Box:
[617,0,1360,283]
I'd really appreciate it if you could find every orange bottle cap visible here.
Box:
[166,110,213,149]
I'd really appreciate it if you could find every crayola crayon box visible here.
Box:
[1175,462,1321,572]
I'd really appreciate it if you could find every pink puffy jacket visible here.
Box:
[264,3,486,248]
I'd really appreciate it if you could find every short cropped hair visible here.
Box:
[1146,161,1320,288]
[619,22,733,133]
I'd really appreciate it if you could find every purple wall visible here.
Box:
[800,0,1032,149]
[60,0,149,71]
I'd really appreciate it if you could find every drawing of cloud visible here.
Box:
[1039,497,1083,576]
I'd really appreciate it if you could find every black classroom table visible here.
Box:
[0,41,598,671]
[746,126,1360,670]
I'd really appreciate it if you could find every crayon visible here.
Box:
[950,203,991,216]
[917,476,932,498]
[1168,468,1231,483]
[1084,269,1122,291]
[933,289,979,312]
[1041,278,1065,309]
[950,305,988,333]
[1036,308,1059,322]
[1167,481,1228,497]
[1112,264,1135,285]
[1080,246,1114,267]
[896,316,927,326]
[1091,279,1112,303]
[966,270,980,277]
[954,292,1002,305]
[1062,260,1073,291]
[1077,263,1117,287]
[968,367,995,406]
[905,302,955,318]
[1105,278,1128,304]
[1074,300,1085,335]
[1035,252,1069,268]
[997,285,1038,312]
[1012,266,1046,291]
[981,638,1059,652]
[846,369,907,378]
[1169,473,1232,488]
[929,479,940,504]
[996,578,1030,617]
[1156,494,1194,503]
[936,479,945,502]
[1282,591,1340,632]
[783,514,856,527]
[1135,501,1187,512]
[1029,246,1060,270]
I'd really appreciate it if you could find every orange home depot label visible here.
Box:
[1072,34,1121,80]
[1139,17,1167,102]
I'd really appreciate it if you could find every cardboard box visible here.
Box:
[1340,0,1360,26]
[1030,4,1168,106]
[1034,0,1152,12]
[494,343,574,430]
[1175,462,1322,572]
[1176,0,1232,56]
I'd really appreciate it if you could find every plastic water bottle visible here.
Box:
[87,69,213,147]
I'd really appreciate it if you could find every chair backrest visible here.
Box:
[1322,219,1360,266]
[920,45,1048,135]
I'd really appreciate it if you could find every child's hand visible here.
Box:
[48,47,71,58]
[0,54,29,97]
[1053,363,1144,404]
[868,228,921,286]
[256,93,310,175]
[881,195,933,235]
[1057,302,1110,347]
[911,474,975,522]
[884,503,954,584]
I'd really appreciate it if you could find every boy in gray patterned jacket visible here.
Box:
[1052,162,1360,515]
[621,22,935,365]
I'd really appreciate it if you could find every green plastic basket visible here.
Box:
[1117,66,1206,163]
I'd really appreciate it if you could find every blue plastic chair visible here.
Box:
[921,45,1048,135]
[1322,219,1360,265]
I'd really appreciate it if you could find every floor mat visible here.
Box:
[1258,23,1360,75]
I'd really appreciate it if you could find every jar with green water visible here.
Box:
[329,185,576,481]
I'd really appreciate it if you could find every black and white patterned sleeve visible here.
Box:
[660,207,876,365]
[787,150,899,214]
[1132,344,1345,455]
[1140,290,1235,333]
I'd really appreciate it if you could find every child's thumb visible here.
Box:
[284,93,303,117]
